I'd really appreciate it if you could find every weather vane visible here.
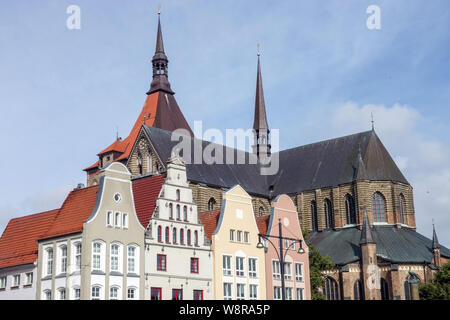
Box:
[157,4,161,15]
[257,42,261,56]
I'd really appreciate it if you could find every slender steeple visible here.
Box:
[252,45,271,161]
[147,10,174,95]
[432,222,440,249]
[354,144,368,181]
[360,210,375,244]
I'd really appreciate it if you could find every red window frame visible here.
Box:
[176,205,181,220]
[172,289,183,300]
[173,227,177,244]
[191,257,199,274]
[193,290,203,300]
[157,254,167,271]
[157,226,162,243]
[187,230,191,246]
[180,229,184,244]
[165,227,170,243]
[151,287,162,300]
[183,206,188,221]
[169,203,173,220]
[194,230,199,247]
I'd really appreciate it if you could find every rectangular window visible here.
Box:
[127,246,136,273]
[60,246,67,273]
[122,213,128,229]
[248,258,257,278]
[107,211,112,226]
[91,286,100,300]
[110,287,118,300]
[273,286,281,300]
[296,288,304,300]
[223,283,232,300]
[244,232,249,243]
[190,258,199,274]
[193,290,203,300]
[75,243,82,271]
[59,288,66,300]
[26,272,33,285]
[151,287,162,300]
[284,262,292,280]
[249,284,258,300]
[172,289,183,300]
[13,274,20,287]
[157,254,166,271]
[0,276,7,289]
[285,287,293,300]
[290,240,296,250]
[45,290,52,300]
[236,283,245,300]
[127,288,136,300]
[115,212,121,228]
[74,288,81,300]
[237,231,242,242]
[272,260,281,279]
[92,243,101,270]
[236,257,244,277]
[222,255,232,276]
[295,263,304,282]
[230,230,235,241]
[47,249,53,275]
[111,244,119,272]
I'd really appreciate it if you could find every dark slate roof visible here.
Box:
[143,126,269,196]
[360,211,375,244]
[308,226,450,265]
[269,130,409,195]
[143,126,409,197]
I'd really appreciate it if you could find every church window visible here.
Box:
[398,194,406,224]
[311,201,318,231]
[208,198,216,211]
[324,199,334,229]
[353,280,364,300]
[380,278,390,300]
[372,192,386,223]
[323,277,339,300]
[345,194,357,225]
[259,207,264,216]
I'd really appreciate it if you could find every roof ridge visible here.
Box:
[7,208,59,223]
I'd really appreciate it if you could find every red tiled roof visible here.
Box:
[84,160,99,171]
[97,139,127,156]
[0,209,59,269]
[132,173,166,228]
[256,215,270,235]
[40,186,99,240]
[199,210,221,240]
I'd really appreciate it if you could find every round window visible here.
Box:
[114,193,122,203]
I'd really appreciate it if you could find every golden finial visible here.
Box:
[257,42,261,56]
[157,4,161,15]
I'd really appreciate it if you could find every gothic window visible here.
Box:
[183,206,188,221]
[259,207,264,217]
[345,194,357,225]
[372,192,386,223]
[187,230,191,246]
[137,150,143,175]
[380,278,390,300]
[176,205,181,220]
[173,228,177,244]
[165,227,170,243]
[180,229,184,244]
[324,199,334,229]
[353,280,364,300]
[311,201,318,231]
[157,226,162,243]
[194,231,199,246]
[323,277,339,300]
[176,189,180,201]
[398,194,406,224]
[208,198,216,211]
[169,203,173,220]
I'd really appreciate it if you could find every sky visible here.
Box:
[0,0,449,245]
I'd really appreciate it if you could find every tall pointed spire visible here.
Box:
[360,210,375,244]
[432,222,440,249]
[147,9,174,95]
[354,144,368,181]
[252,45,271,161]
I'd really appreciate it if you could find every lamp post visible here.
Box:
[257,218,305,300]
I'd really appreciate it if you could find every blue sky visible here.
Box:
[0,0,449,245]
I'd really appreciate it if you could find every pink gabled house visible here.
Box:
[257,194,311,300]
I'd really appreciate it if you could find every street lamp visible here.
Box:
[256,218,305,300]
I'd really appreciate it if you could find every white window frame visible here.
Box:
[127,245,139,274]
[58,287,66,300]
[296,288,304,300]
[25,272,33,285]
[272,260,281,279]
[91,285,102,300]
[248,257,258,278]
[249,284,258,300]
[73,286,81,300]
[284,262,292,280]
[285,287,293,300]
[127,287,137,300]
[59,245,67,274]
[92,241,104,272]
[237,231,242,242]
[74,242,82,271]
[122,213,128,229]
[13,274,20,287]
[115,212,121,228]
[110,286,120,300]
[110,243,121,273]
[0,276,6,289]
[230,229,235,241]
[222,255,232,276]
[44,289,52,300]
[295,263,304,282]
[273,286,281,300]
[223,283,232,300]
[106,211,113,227]
[244,232,249,243]
[235,256,245,277]
[236,283,245,300]
[46,248,53,276]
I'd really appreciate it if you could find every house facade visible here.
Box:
[201,185,267,300]
[257,195,311,300]
[142,156,213,300]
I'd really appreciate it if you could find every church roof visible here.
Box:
[253,55,269,131]
[308,226,450,266]
[142,126,408,197]
[0,209,59,269]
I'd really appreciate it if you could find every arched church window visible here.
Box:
[208,198,216,211]
[345,194,356,225]
[157,226,162,243]
[311,201,318,231]
[176,189,180,201]
[176,205,180,220]
[183,206,188,221]
[372,192,386,223]
[324,199,334,229]
[323,277,339,300]
[380,278,390,300]
[353,280,364,300]
[259,207,264,217]
[398,194,406,224]
[169,203,173,220]
[165,227,170,243]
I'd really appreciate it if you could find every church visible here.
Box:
[1,11,448,300]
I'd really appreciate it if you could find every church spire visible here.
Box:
[147,10,174,95]
[252,45,271,161]
[432,222,440,249]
